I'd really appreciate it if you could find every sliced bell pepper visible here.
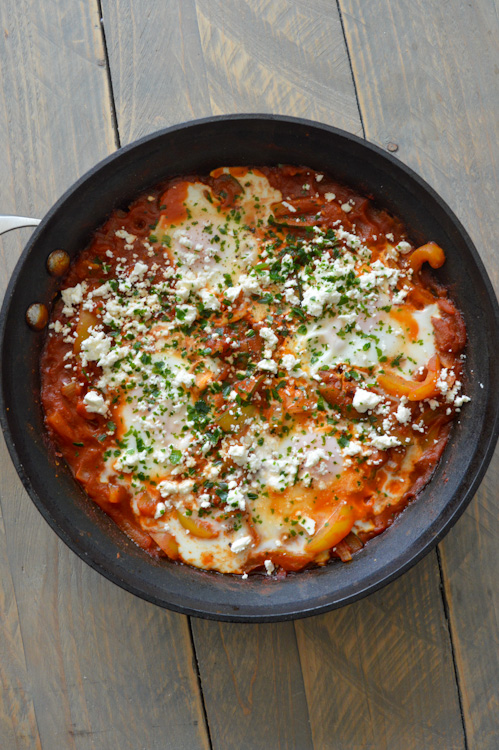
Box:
[377,354,441,401]
[306,503,355,554]
[409,242,445,273]
[176,510,219,539]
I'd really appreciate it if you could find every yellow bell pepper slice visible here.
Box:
[73,309,99,354]
[377,355,441,402]
[409,242,445,273]
[306,503,355,554]
[176,510,218,539]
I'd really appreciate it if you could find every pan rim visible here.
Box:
[1,113,498,622]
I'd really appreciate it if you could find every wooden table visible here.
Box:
[1,2,498,748]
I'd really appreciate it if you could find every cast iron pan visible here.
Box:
[1,114,498,622]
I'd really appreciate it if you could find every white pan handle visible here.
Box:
[0,215,41,236]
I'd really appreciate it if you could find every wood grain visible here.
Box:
[296,555,465,750]
[0,499,41,750]
[193,0,361,131]
[101,0,362,144]
[191,620,313,750]
[0,1,209,748]
[338,1,499,746]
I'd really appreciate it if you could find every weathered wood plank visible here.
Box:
[191,621,313,750]
[296,555,464,750]
[100,0,212,144]
[101,0,362,145]
[338,1,499,746]
[0,496,41,750]
[0,1,209,748]
[193,0,361,131]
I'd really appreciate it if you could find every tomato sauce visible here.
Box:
[40,165,468,575]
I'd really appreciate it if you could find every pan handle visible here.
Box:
[0,215,41,236]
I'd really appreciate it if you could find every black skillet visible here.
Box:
[1,114,498,622]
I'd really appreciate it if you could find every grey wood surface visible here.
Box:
[0,2,210,748]
[1,0,498,748]
[339,2,499,746]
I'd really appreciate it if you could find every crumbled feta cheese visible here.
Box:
[299,516,316,536]
[395,404,412,424]
[264,559,275,575]
[226,486,246,511]
[176,304,197,324]
[370,434,401,450]
[342,440,363,457]
[172,370,195,389]
[396,241,412,254]
[154,502,166,519]
[157,479,194,497]
[281,353,298,371]
[353,389,383,413]
[227,444,248,466]
[83,390,108,415]
[304,449,327,468]
[61,283,86,315]
[230,535,252,554]
[128,261,149,283]
[178,235,193,248]
[259,327,278,349]
[257,358,277,374]
[115,229,136,244]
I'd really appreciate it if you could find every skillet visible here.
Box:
[1,114,498,622]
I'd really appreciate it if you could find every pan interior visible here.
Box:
[1,115,498,621]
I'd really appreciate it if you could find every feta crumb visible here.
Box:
[157,479,194,497]
[325,192,336,202]
[264,559,275,575]
[231,535,252,554]
[259,326,278,349]
[83,390,108,415]
[257,358,277,374]
[299,516,316,536]
[61,283,86,315]
[176,304,197,325]
[396,241,412,254]
[304,448,327,468]
[128,261,149,284]
[154,502,166,519]
[281,353,298,371]
[172,370,195,389]
[342,440,363,457]
[341,202,352,213]
[115,229,136,244]
[178,235,193,248]
[353,389,383,413]
[395,404,412,424]
[370,434,402,450]
[226,486,246,511]
[227,444,248,466]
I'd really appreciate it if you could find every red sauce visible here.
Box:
[40,166,467,574]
